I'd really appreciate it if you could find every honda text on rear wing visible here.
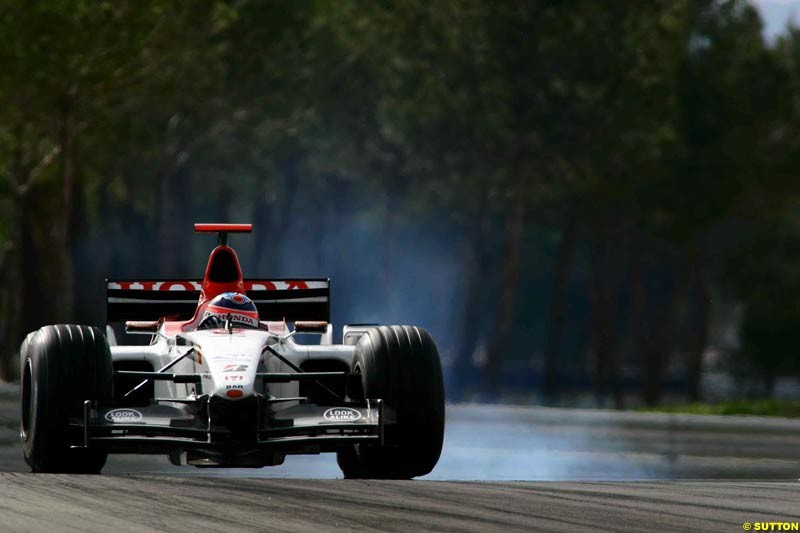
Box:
[106,279,330,323]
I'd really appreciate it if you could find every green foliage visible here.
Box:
[0,0,799,398]
[722,214,800,379]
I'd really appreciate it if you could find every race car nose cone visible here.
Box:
[226,389,243,398]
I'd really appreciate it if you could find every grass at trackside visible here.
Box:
[639,399,800,418]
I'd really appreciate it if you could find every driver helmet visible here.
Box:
[198,292,259,329]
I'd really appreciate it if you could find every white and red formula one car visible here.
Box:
[19,223,444,478]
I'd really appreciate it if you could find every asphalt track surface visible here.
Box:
[1,474,798,532]
[1,384,799,532]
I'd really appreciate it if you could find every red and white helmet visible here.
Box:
[198,292,259,329]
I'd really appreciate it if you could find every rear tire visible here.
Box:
[337,325,445,479]
[20,325,112,473]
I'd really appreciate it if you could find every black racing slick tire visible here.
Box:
[337,325,445,479]
[20,325,112,473]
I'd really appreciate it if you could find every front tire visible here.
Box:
[20,325,112,473]
[337,325,445,479]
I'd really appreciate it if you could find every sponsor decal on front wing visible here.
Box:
[323,407,362,422]
[105,408,143,423]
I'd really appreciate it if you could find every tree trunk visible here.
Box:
[685,244,709,402]
[156,114,187,276]
[174,164,193,276]
[630,233,667,407]
[156,162,178,275]
[764,373,775,398]
[268,155,300,273]
[630,231,653,403]
[642,255,687,406]
[93,171,115,312]
[118,164,152,274]
[486,189,526,391]
[252,179,273,275]
[311,177,332,272]
[56,103,75,323]
[642,327,661,404]
[451,208,493,400]
[543,209,577,403]
[381,181,398,299]
[588,217,623,409]
[19,167,42,329]
[67,150,89,324]
[156,165,193,278]
[0,126,25,380]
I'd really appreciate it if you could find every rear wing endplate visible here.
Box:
[106,279,330,323]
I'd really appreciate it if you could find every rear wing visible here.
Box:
[106,279,330,323]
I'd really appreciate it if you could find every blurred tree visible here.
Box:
[2,0,800,409]
[530,1,689,405]
[716,21,800,396]
[0,0,241,372]
[659,0,786,402]
[0,0,134,375]
[723,216,800,394]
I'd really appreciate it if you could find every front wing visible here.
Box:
[70,381,385,465]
